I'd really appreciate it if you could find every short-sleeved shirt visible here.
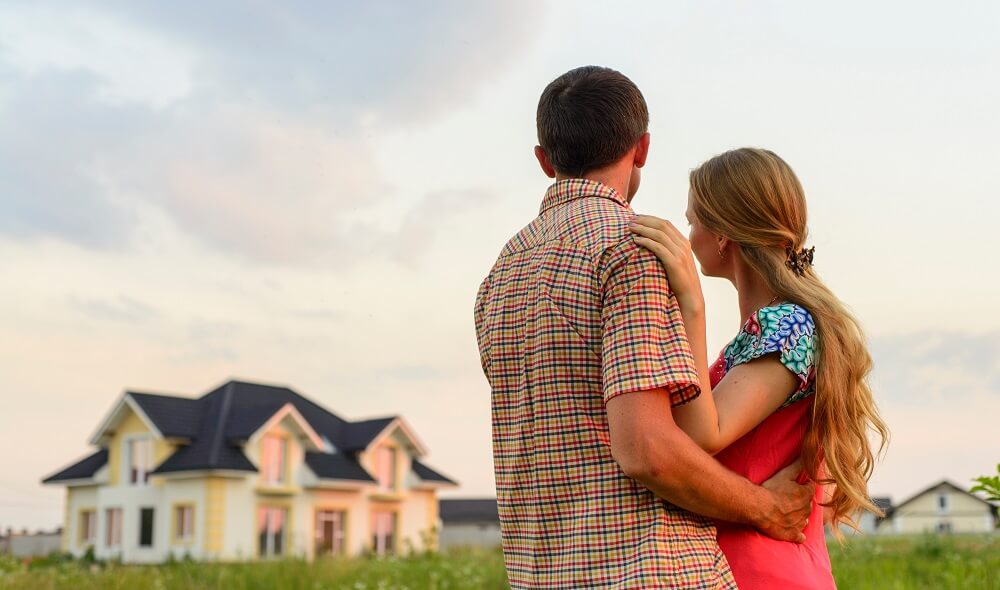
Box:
[475,179,737,589]
[720,303,817,407]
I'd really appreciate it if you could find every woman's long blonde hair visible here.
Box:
[690,147,889,533]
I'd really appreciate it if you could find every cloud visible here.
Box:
[0,1,540,264]
[66,294,160,324]
[88,1,540,127]
[0,64,150,247]
[870,330,1000,402]
[867,330,1000,496]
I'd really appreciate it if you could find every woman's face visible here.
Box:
[686,189,726,278]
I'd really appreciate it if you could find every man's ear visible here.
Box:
[534,145,557,178]
[633,132,651,168]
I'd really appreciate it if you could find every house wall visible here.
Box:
[64,485,99,557]
[889,484,996,534]
[63,404,206,564]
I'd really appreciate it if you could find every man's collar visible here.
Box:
[539,178,630,214]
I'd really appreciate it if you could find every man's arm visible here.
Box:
[598,236,811,541]
[607,386,813,542]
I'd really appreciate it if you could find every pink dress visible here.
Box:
[710,303,835,590]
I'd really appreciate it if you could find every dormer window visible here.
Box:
[127,437,153,485]
[261,434,288,485]
[375,446,397,492]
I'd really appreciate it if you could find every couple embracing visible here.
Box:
[474,66,888,589]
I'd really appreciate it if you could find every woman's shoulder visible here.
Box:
[751,302,816,336]
[724,302,817,362]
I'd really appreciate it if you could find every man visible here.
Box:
[474,66,813,589]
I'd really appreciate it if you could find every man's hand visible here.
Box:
[756,461,814,543]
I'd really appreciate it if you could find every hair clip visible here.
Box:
[785,246,815,276]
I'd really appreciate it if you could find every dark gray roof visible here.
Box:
[439,499,499,523]
[46,380,457,484]
[304,452,375,482]
[872,497,893,516]
[153,440,257,474]
[42,450,108,483]
[340,417,397,451]
[128,392,203,439]
[413,459,457,485]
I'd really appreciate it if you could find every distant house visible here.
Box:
[831,496,893,537]
[438,498,500,550]
[881,480,998,535]
[42,380,457,563]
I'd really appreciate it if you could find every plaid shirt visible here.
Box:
[475,179,736,589]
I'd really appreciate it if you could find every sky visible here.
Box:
[1,1,998,531]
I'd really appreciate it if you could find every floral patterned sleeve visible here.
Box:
[722,303,817,407]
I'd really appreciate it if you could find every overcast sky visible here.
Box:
[1,1,998,530]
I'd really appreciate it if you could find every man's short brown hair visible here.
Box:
[536,66,649,177]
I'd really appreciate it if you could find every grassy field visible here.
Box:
[0,535,995,589]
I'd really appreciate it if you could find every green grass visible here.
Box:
[830,534,999,590]
[1,536,996,589]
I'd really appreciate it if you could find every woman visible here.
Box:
[629,147,889,589]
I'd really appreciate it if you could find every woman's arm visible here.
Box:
[630,215,799,454]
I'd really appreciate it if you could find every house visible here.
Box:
[0,528,64,559]
[42,379,457,563]
[829,496,893,538]
[881,480,998,535]
[438,498,500,550]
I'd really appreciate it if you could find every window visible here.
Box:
[261,435,288,486]
[80,510,96,546]
[371,510,396,555]
[374,446,397,492]
[105,508,122,548]
[257,506,288,557]
[139,507,155,547]
[937,493,950,514]
[936,522,953,534]
[174,505,195,542]
[127,437,153,485]
[315,510,347,556]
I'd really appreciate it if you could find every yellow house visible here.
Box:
[42,380,457,563]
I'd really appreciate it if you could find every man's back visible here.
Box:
[475,179,735,589]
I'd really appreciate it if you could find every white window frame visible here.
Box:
[258,506,288,557]
[175,505,195,542]
[138,506,155,548]
[937,493,950,514]
[374,446,397,492]
[260,434,288,486]
[371,510,396,556]
[124,435,153,486]
[81,510,97,546]
[315,510,347,556]
[105,507,122,549]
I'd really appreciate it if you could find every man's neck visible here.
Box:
[556,165,632,202]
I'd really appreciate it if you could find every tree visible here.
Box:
[970,464,1000,502]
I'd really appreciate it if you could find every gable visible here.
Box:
[363,418,428,457]
[88,393,165,446]
[893,480,996,516]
